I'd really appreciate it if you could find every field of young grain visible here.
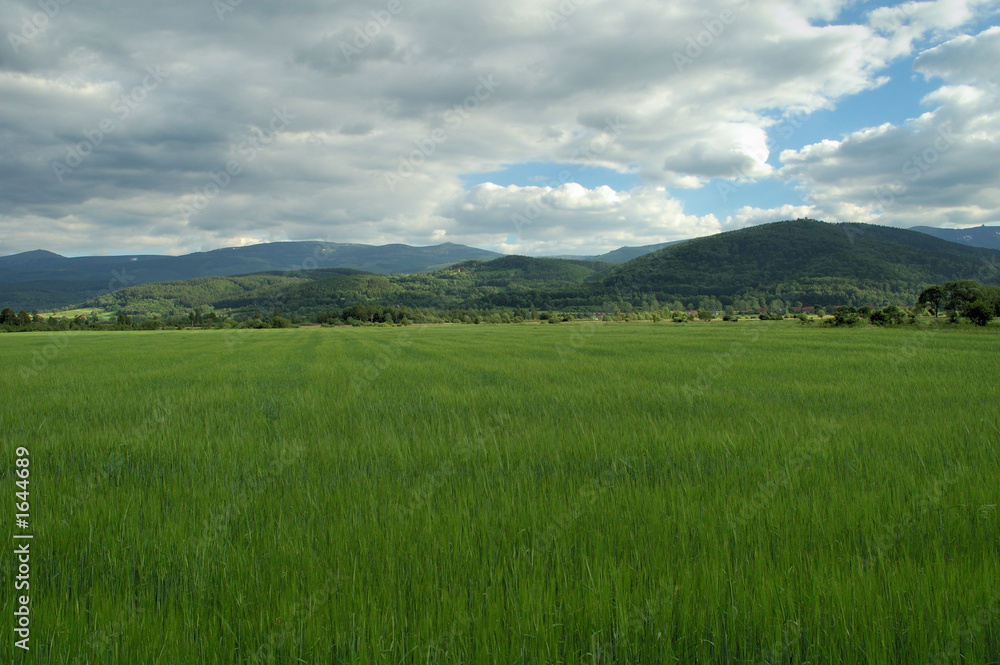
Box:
[2,322,998,664]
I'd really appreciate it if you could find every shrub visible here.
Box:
[964,300,994,326]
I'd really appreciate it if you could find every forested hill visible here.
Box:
[604,219,1000,306]
[9,219,999,320]
[78,219,1000,320]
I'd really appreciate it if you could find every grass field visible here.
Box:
[2,322,999,664]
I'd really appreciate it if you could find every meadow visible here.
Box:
[2,322,998,664]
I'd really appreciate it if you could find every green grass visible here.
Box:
[2,322,999,664]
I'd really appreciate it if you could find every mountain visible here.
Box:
[8,220,1000,316]
[0,241,502,311]
[910,225,1000,251]
[590,241,685,264]
[87,219,1000,319]
[604,219,1000,306]
[549,241,685,264]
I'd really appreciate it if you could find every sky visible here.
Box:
[1,0,999,258]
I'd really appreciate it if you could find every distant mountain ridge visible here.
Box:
[84,219,1000,320]
[0,238,682,311]
[909,225,1000,251]
[0,241,503,310]
[551,241,684,263]
[5,221,999,314]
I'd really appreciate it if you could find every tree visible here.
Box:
[918,285,944,317]
[937,280,983,313]
[0,307,17,326]
[868,309,888,326]
[697,309,713,321]
[964,300,994,326]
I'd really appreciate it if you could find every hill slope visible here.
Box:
[90,256,613,318]
[604,219,1000,306]
[15,219,1000,317]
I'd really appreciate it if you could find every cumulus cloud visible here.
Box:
[0,0,997,256]
[778,26,1000,228]
[439,183,721,254]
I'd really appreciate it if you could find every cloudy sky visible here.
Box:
[1,0,998,257]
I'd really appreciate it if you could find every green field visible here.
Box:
[2,323,999,664]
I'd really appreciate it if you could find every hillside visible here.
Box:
[17,219,1000,318]
[604,219,1000,307]
[91,256,612,318]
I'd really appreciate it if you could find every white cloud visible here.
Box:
[0,0,997,256]
[778,26,1000,228]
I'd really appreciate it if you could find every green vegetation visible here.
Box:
[918,279,1000,324]
[606,219,1000,309]
[5,220,1000,322]
[0,242,503,311]
[3,323,998,663]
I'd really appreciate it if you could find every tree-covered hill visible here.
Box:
[25,219,1000,320]
[604,219,1000,307]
